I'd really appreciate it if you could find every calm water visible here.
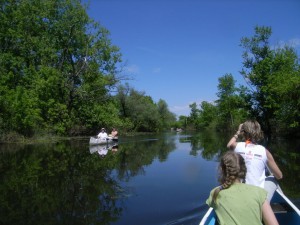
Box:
[0,131,299,225]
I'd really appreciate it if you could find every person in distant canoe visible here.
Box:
[206,151,279,225]
[110,128,118,138]
[227,120,283,202]
[97,128,108,140]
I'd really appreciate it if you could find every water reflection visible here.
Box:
[267,139,300,198]
[114,137,176,181]
[0,132,299,225]
[179,131,228,160]
[89,143,119,157]
[0,141,123,225]
[0,136,177,225]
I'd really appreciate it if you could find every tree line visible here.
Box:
[0,0,176,141]
[1,1,299,141]
[182,26,300,138]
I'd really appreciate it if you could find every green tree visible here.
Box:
[197,101,218,129]
[189,102,200,124]
[126,90,160,132]
[116,83,131,118]
[240,25,300,136]
[240,26,274,134]
[156,99,176,131]
[215,73,247,130]
[0,0,122,137]
[115,84,176,132]
[177,115,188,129]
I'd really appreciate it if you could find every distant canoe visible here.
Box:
[89,137,118,146]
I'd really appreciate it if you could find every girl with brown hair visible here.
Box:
[206,151,278,225]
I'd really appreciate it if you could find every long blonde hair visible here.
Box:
[212,151,247,203]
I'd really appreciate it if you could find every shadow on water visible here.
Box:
[0,131,299,225]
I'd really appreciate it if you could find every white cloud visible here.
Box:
[288,38,300,48]
[274,38,300,49]
[124,64,139,74]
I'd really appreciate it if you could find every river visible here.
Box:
[0,131,299,225]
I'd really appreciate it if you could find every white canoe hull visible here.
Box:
[89,137,118,146]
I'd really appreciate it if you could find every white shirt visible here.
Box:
[97,131,108,140]
[234,142,267,188]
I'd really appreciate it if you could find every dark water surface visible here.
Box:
[1,131,299,225]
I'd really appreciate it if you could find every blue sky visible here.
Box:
[85,0,300,116]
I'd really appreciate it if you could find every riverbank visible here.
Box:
[0,131,157,144]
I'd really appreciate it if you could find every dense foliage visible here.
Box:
[187,26,300,137]
[115,83,176,132]
[0,0,176,140]
[1,1,298,139]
